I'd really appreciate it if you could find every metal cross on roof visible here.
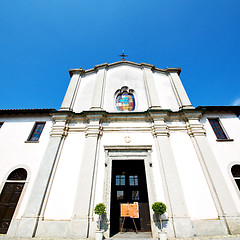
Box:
[119,51,128,61]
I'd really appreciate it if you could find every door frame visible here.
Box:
[103,145,157,238]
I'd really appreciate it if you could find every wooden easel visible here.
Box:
[120,202,139,234]
[120,216,138,234]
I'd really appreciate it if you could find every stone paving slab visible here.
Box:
[0,234,240,240]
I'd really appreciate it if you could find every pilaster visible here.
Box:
[185,112,240,235]
[90,66,107,110]
[168,72,194,110]
[68,113,103,238]
[150,112,193,238]
[60,70,84,111]
[11,114,70,238]
[143,67,161,109]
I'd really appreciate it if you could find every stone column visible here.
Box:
[186,113,240,235]
[91,65,107,110]
[151,112,193,238]
[68,113,103,238]
[60,69,84,111]
[143,67,161,109]
[168,72,194,110]
[12,114,69,238]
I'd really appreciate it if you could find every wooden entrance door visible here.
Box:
[110,160,151,236]
[0,168,27,234]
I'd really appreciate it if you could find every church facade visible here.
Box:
[0,60,240,239]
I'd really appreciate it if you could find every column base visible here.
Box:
[14,217,38,238]
[36,220,69,238]
[192,218,228,237]
[67,218,89,238]
[225,216,240,235]
[173,217,194,238]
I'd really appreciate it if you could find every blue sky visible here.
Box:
[0,0,240,110]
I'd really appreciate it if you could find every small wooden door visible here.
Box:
[0,168,27,234]
[110,160,151,236]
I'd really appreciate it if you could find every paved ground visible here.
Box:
[107,232,240,240]
[1,233,240,240]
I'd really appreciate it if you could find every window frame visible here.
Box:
[208,118,232,141]
[231,164,240,192]
[26,122,46,143]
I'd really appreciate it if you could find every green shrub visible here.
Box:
[94,203,106,216]
[94,203,106,231]
[152,202,166,215]
[152,202,167,231]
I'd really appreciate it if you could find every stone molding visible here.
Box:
[49,110,211,137]
[69,60,181,77]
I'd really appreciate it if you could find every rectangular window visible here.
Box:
[208,118,227,140]
[132,191,139,200]
[116,175,125,186]
[117,191,124,200]
[27,122,45,142]
[129,175,138,186]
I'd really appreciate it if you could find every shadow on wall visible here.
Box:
[153,213,168,230]
[101,213,109,231]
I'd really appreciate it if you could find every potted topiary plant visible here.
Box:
[94,203,106,240]
[152,202,167,240]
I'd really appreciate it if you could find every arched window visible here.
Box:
[116,87,135,111]
[231,165,240,191]
[0,168,27,234]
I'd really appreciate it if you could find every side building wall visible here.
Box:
[201,112,240,213]
[0,113,53,235]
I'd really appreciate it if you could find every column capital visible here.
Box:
[50,114,72,137]
[151,120,169,137]
[85,124,102,138]
[181,112,206,137]
[186,121,206,137]
[84,112,105,138]
[148,112,169,137]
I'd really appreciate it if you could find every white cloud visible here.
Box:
[232,98,240,106]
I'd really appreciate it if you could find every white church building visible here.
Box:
[0,60,240,239]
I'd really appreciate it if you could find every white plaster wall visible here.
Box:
[0,115,52,219]
[153,72,179,111]
[73,73,96,112]
[44,131,85,220]
[103,65,149,112]
[200,113,240,212]
[170,131,218,220]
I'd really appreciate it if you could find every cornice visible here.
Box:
[50,109,205,124]
[69,60,181,77]
[0,108,57,116]
[196,106,240,117]
[104,145,152,151]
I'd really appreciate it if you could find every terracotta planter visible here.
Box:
[158,231,167,240]
[95,230,104,240]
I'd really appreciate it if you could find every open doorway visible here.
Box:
[110,160,151,236]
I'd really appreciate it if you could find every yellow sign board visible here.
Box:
[120,202,139,218]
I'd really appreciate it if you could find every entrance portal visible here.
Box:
[110,160,151,236]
